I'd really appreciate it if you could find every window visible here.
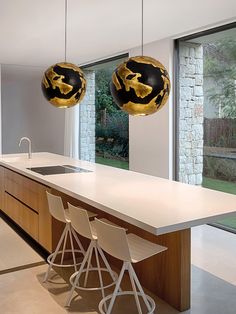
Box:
[83,55,129,170]
[176,23,236,232]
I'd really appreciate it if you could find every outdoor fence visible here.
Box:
[204,118,236,148]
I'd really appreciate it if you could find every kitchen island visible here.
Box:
[0,152,236,312]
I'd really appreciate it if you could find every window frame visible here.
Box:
[174,21,236,181]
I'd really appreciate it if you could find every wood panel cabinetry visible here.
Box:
[0,167,4,209]
[5,169,41,213]
[0,166,52,252]
[4,192,38,241]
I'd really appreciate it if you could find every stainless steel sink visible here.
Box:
[26,165,92,175]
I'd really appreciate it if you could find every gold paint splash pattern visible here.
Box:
[111,55,170,116]
[130,56,166,71]
[42,62,86,108]
[44,69,73,95]
[112,72,122,90]
[122,98,158,116]
[116,63,152,98]
[49,94,81,108]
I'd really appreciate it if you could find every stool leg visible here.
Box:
[72,228,93,269]
[97,246,117,283]
[106,262,127,314]
[68,224,77,272]
[97,246,122,293]
[65,241,93,307]
[94,246,107,312]
[130,264,152,312]
[83,242,94,287]
[60,226,69,264]
[128,263,142,314]
[43,224,68,283]
[71,227,86,256]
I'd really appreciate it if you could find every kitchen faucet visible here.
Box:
[19,137,32,159]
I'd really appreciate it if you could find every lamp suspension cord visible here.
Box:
[141,0,143,56]
[64,0,67,62]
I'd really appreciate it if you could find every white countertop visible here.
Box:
[1,152,236,235]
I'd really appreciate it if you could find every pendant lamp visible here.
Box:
[110,0,170,116]
[41,0,86,108]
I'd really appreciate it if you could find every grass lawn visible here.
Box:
[202,177,236,230]
[202,177,236,194]
[95,156,129,170]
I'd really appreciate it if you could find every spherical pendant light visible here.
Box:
[41,62,86,108]
[110,56,170,116]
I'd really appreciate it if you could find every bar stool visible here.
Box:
[65,203,119,307]
[95,218,168,314]
[43,192,96,282]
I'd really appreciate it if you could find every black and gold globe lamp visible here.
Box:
[110,1,170,116]
[41,0,86,108]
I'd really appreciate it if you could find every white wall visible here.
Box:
[129,39,174,179]
[1,65,65,155]
[0,65,2,154]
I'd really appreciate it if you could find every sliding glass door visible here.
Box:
[176,23,236,232]
[82,55,129,170]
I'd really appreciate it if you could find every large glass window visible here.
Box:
[84,55,129,170]
[176,24,236,232]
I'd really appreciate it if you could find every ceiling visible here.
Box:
[0,0,235,68]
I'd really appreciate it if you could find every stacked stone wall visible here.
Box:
[79,70,95,162]
[178,42,204,185]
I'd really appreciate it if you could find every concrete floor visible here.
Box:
[0,218,43,274]
[0,220,236,314]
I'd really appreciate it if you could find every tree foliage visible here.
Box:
[95,68,129,159]
[95,69,119,122]
[204,37,236,118]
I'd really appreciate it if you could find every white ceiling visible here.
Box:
[0,0,235,67]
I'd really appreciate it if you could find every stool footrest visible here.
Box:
[69,267,118,291]
[99,291,156,314]
[47,249,84,268]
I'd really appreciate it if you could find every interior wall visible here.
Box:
[0,65,2,154]
[1,65,65,155]
[129,39,174,179]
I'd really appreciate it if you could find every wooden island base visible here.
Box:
[0,166,190,312]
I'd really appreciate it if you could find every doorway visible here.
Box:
[82,55,129,170]
[176,23,236,232]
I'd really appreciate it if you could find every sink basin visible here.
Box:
[27,165,92,175]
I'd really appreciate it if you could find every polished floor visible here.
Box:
[0,217,43,274]
[0,221,235,313]
[191,225,236,286]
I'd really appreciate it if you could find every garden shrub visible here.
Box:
[204,156,236,181]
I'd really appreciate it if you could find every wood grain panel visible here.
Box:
[38,185,52,252]
[2,167,52,252]
[4,168,40,212]
[51,189,191,311]
[4,192,39,241]
[0,167,4,210]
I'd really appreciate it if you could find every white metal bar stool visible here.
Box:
[43,192,96,282]
[95,218,168,314]
[65,203,119,307]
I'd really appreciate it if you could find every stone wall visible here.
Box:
[178,42,204,185]
[79,70,95,162]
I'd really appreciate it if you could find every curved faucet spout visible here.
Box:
[19,137,32,159]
